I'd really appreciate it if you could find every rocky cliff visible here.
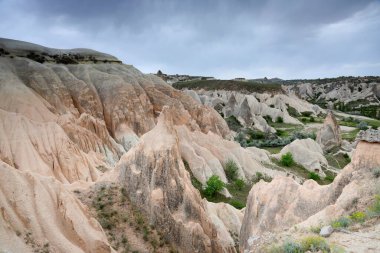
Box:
[0,38,241,252]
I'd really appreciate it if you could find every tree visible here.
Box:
[224,159,239,181]
[280,152,294,167]
[203,175,225,197]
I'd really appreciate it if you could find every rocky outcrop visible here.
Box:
[193,90,324,133]
[273,138,328,175]
[176,124,281,186]
[0,38,235,252]
[240,130,380,252]
[356,128,380,143]
[203,201,244,249]
[316,111,342,152]
[284,77,380,119]
[117,107,235,253]
[0,161,113,253]
[0,109,101,183]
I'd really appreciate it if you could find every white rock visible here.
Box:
[319,225,334,237]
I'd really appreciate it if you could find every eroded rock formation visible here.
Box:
[240,129,380,252]
[316,111,342,152]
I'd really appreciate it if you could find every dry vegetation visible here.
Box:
[75,182,174,253]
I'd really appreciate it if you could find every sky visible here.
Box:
[1,0,380,79]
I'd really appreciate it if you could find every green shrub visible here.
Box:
[252,172,272,183]
[300,236,329,252]
[309,116,315,122]
[229,199,245,209]
[280,152,294,167]
[276,116,284,123]
[234,179,245,190]
[357,121,369,130]
[368,195,380,217]
[350,211,366,222]
[308,172,320,181]
[373,168,380,178]
[204,175,225,197]
[301,111,313,117]
[224,159,239,181]
[331,216,351,228]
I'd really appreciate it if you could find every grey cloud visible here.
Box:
[0,0,379,79]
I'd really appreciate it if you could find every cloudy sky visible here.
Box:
[1,0,379,79]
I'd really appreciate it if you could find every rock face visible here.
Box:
[0,161,113,253]
[284,77,380,119]
[0,38,238,252]
[240,130,380,252]
[273,138,328,175]
[189,90,324,133]
[117,107,234,252]
[356,128,380,143]
[316,111,342,152]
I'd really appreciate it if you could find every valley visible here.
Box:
[0,38,379,253]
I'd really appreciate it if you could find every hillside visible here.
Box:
[173,79,283,94]
[0,38,379,253]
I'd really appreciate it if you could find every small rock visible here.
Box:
[319,225,334,237]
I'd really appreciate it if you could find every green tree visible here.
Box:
[280,152,294,167]
[204,175,225,197]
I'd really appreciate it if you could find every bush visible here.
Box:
[373,168,380,178]
[234,179,245,190]
[276,116,284,123]
[309,116,315,122]
[203,175,225,197]
[280,152,294,167]
[350,211,366,222]
[229,199,245,209]
[357,121,369,130]
[300,236,329,252]
[331,216,351,228]
[308,172,320,181]
[224,160,239,181]
[252,172,272,183]
[283,241,303,253]
[301,111,313,117]
[368,195,380,217]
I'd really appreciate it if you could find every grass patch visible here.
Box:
[261,146,283,154]
[341,129,359,141]
[308,172,320,181]
[267,236,338,253]
[325,153,351,169]
[225,115,243,132]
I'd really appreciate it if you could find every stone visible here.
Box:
[273,138,328,175]
[319,225,334,237]
[316,111,342,152]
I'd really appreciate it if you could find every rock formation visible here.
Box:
[0,38,247,253]
[117,107,235,252]
[187,90,324,133]
[316,111,342,152]
[284,77,380,119]
[273,138,328,175]
[240,129,380,252]
[0,161,114,253]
